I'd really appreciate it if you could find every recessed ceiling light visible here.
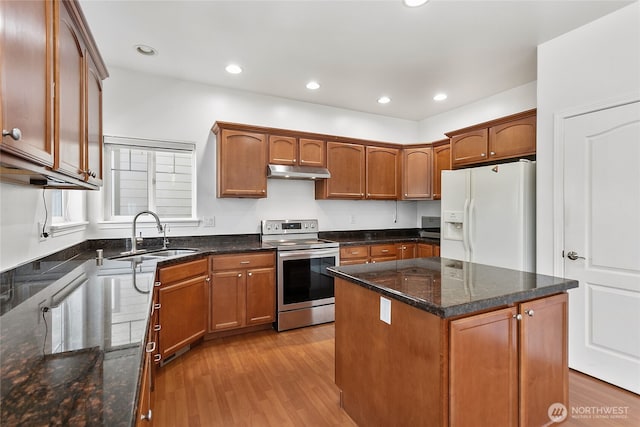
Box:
[433,93,448,101]
[135,44,157,56]
[377,96,391,104]
[306,81,320,90]
[225,64,243,74]
[403,0,429,7]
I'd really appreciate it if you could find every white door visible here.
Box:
[563,100,640,393]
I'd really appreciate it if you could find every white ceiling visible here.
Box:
[79,0,633,121]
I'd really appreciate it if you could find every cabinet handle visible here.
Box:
[238,273,242,277]
[350,251,359,255]
[371,260,376,263]
[154,281,161,287]
[154,354,162,363]
[205,277,211,283]
[490,151,496,156]
[405,193,408,196]
[240,261,250,264]
[145,341,156,353]
[154,303,161,310]
[154,324,161,331]
[381,249,389,253]
[248,272,253,277]
[525,309,534,317]
[140,409,152,421]
[480,153,486,157]
[513,314,522,320]
[2,128,22,141]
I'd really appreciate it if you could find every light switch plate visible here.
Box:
[380,296,391,325]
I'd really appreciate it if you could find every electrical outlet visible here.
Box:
[203,216,215,227]
[38,222,50,241]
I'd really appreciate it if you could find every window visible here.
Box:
[104,136,196,220]
[50,189,86,225]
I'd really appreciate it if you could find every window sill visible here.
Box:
[50,221,90,237]
[97,218,201,230]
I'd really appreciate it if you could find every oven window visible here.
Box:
[281,256,336,305]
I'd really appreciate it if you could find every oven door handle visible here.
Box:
[277,247,340,260]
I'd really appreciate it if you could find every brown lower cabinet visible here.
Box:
[417,242,440,257]
[136,283,160,425]
[335,280,568,427]
[341,242,438,265]
[209,252,276,332]
[156,258,208,360]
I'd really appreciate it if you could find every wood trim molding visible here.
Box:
[445,108,537,138]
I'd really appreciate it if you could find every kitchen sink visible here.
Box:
[110,248,199,261]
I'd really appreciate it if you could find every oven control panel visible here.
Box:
[261,219,318,235]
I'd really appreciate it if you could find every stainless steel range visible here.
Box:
[261,219,339,331]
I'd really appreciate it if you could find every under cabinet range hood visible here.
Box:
[267,164,331,180]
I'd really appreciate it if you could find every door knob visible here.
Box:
[2,128,22,141]
[566,251,585,261]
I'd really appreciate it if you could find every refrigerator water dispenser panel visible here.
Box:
[443,210,464,241]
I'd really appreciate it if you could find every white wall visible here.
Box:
[536,2,640,274]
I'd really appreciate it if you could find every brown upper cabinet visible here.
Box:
[448,109,536,168]
[0,0,107,188]
[432,139,451,200]
[316,142,365,199]
[214,126,268,198]
[400,146,433,200]
[366,146,398,200]
[269,135,326,167]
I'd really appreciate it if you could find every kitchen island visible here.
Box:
[327,257,578,427]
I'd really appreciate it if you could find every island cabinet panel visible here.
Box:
[216,129,267,198]
[519,293,568,427]
[400,147,433,200]
[449,307,519,427]
[156,258,208,360]
[432,140,451,200]
[210,252,276,333]
[335,279,447,427]
[316,142,365,199]
[0,0,54,167]
[366,146,399,199]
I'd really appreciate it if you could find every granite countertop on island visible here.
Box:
[328,257,578,318]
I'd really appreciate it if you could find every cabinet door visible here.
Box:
[246,267,275,326]
[397,243,416,260]
[417,243,434,258]
[84,55,102,185]
[0,0,54,166]
[401,147,432,200]
[316,142,365,199]
[450,307,518,427]
[434,244,440,257]
[450,129,488,167]
[210,270,245,331]
[489,114,536,161]
[519,293,568,427]
[366,146,398,199]
[158,275,208,358]
[217,129,267,198]
[54,2,84,180]
[268,135,297,165]
[432,142,450,200]
[299,138,325,167]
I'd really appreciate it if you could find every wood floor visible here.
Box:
[154,323,639,427]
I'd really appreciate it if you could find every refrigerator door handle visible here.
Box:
[468,198,475,258]
[462,198,470,259]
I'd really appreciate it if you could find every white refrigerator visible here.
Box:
[440,160,535,272]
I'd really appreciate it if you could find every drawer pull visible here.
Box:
[154,354,162,363]
[154,324,161,332]
[381,249,389,253]
[154,303,161,310]
[154,281,161,287]
[145,341,156,353]
[238,273,242,277]
[240,261,250,264]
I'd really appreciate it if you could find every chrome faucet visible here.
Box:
[131,210,164,254]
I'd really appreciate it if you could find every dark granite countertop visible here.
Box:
[0,234,275,426]
[328,257,578,318]
[319,228,440,246]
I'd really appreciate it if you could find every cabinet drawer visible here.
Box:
[212,252,275,270]
[340,245,369,259]
[158,258,208,284]
[369,244,397,257]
